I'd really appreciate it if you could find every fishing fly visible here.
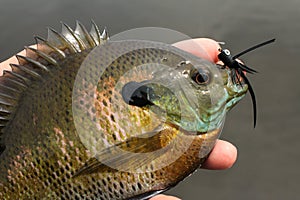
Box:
[217,38,275,127]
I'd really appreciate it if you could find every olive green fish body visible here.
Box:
[0,22,246,199]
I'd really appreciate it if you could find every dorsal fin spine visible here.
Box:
[0,108,11,114]
[90,20,101,45]
[101,27,109,41]
[61,22,86,51]
[16,55,49,72]
[3,70,29,85]
[25,46,59,66]
[0,91,17,100]
[3,70,28,87]
[34,35,66,58]
[0,97,14,106]
[75,21,96,48]
[0,116,10,120]
[0,83,22,94]
[47,27,78,54]
[0,21,108,134]
[1,74,27,90]
[10,64,42,80]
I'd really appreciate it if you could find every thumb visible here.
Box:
[173,38,220,63]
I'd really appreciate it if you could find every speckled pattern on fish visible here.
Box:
[0,22,247,199]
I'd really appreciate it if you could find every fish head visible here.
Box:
[121,47,248,134]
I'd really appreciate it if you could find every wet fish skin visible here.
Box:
[0,22,245,199]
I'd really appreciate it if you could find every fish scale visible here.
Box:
[0,22,246,199]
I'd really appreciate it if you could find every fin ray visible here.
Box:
[90,20,101,45]
[0,21,108,135]
[47,27,78,53]
[74,129,175,177]
[61,22,86,51]
[25,46,59,66]
[75,21,95,48]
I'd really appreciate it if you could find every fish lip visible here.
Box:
[226,93,246,109]
[225,84,248,109]
[172,84,247,130]
[149,80,248,134]
[202,82,247,117]
[196,85,247,123]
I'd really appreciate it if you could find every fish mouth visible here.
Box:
[180,83,248,130]
[159,85,247,134]
[225,84,248,110]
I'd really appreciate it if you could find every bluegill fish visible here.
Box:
[0,22,248,199]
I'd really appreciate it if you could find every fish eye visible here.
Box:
[191,69,210,85]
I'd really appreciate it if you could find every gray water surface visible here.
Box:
[0,0,299,199]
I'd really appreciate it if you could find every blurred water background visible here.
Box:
[0,0,299,199]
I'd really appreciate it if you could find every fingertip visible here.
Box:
[202,140,238,170]
[192,38,221,63]
[150,194,181,200]
[173,38,220,63]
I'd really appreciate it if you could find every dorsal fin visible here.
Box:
[0,21,109,135]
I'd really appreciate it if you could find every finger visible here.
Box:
[150,194,181,200]
[201,139,237,170]
[173,38,220,63]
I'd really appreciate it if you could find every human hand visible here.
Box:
[0,38,237,200]
[149,140,237,200]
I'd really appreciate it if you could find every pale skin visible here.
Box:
[0,38,237,200]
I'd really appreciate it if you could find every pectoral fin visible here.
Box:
[74,128,177,177]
